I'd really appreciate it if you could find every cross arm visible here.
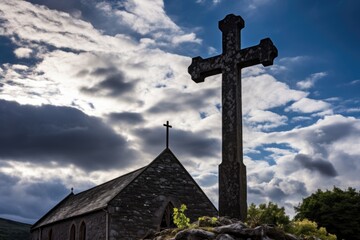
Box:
[188,55,222,83]
[237,38,278,69]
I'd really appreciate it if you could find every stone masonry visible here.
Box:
[108,149,218,239]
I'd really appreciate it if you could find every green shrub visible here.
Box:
[246,202,290,229]
[173,204,190,228]
[288,219,337,240]
[198,216,219,227]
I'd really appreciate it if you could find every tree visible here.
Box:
[247,202,290,229]
[295,187,360,240]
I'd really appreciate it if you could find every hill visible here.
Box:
[0,217,31,240]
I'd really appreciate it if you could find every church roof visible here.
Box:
[31,165,146,229]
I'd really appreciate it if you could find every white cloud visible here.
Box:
[112,0,179,35]
[207,46,218,55]
[14,47,33,58]
[291,116,312,122]
[95,0,201,46]
[246,0,272,10]
[279,56,309,64]
[287,97,331,113]
[0,1,136,53]
[349,79,360,85]
[296,72,327,90]
[346,108,360,113]
[246,115,360,215]
[245,109,288,130]
[172,33,202,45]
[242,74,307,114]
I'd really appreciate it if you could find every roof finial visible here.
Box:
[163,121,172,149]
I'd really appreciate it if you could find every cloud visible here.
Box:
[286,97,331,113]
[296,72,327,90]
[104,0,179,35]
[279,56,309,64]
[0,169,76,223]
[107,112,145,125]
[246,0,273,10]
[248,173,308,211]
[294,154,337,177]
[258,115,360,179]
[0,1,136,52]
[248,169,274,184]
[291,116,312,122]
[245,109,288,130]
[349,79,360,85]
[0,100,138,171]
[261,115,360,154]
[14,47,33,58]
[172,33,202,45]
[133,126,220,160]
[207,47,218,55]
[244,114,360,215]
[80,67,137,97]
[94,0,201,46]
[146,88,219,115]
[346,108,360,113]
[242,74,307,114]
[194,172,218,187]
[26,0,83,14]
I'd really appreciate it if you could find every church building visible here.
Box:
[30,148,218,240]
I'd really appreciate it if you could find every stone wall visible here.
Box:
[31,210,106,240]
[108,150,218,240]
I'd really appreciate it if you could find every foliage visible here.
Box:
[288,219,337,240]
[294,187,360,240]
[173,204,190,229]
[246,202,290,229]
[198,216,219,227]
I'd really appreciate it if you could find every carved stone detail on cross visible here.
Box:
[188,14,277,220]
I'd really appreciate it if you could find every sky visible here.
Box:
[0,0,359,224]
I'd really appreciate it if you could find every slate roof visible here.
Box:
[31,166,146,229]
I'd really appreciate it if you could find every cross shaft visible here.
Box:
[188,14,277,220]
[163,121,172,149]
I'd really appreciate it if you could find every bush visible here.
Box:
[247,202,290,229]
[288,219,337,240]
[198,216,219,227]
[173,204,190,229]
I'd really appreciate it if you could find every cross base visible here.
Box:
[219,161,247,220]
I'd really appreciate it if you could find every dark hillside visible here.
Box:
[0,217,31,240]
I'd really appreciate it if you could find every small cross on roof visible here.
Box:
[163,121,172,149]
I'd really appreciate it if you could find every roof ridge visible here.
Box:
[105,148,170,204]
[31,192,74,230]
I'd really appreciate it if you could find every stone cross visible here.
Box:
[163,121,172,149]
[188,14,277,220]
